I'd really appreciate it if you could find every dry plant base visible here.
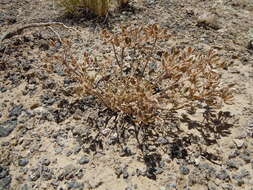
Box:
[47,24,235,147]
[54,0,129,16]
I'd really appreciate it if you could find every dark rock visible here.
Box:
[78,96,96,110]
[125,186,133,190]
[159,160,166,168]
[115,167,123,178]
[120,146,133,157]
[208,181,218,190]
[58,165,76,180]
[146,167,157,180]
[248,40,253,50]
[56,136,65,147]
[165,183,177,190]
[23,35,32,42]
[156,137,168,145]
[72,127,83,136]
[40,158,51,166]
[0,166,8,179]
[0,119,17,137]
[239,168,250,178]
[41,93,56,106]
[0,175,11,189]
[18,158,29,167]
[136,169,144,177]
[65,150,73,157]
[228,150,239,159]
[0,87,7,93]
[123,168,129,179]
[9,104,23,118]
[41,167,53,181]
[108,134,118,145]
[66,180,84,189]
[198,162,216,178]
[221,183,234,190]
[23,84,37,95]
[216,169,230,181]
[39,41,50,51]
[226,160,239,170]
[51,180,59,187]
[236,179,244,186]
[179,165,190,175]
[73,145,81,154]
[54,147,63,154]
[42,79,56,89]
[18,183,32,190]
[29,168,40,181]
[36,70,48,80]
[51,109,69,123]
[147,145,157,152]
[0,166,12,190]
[53,63,65,76]
[6,72,22,86]
[57,99,69,109]
[1,142,9,146]
[79,156,90,165]
[0,12,16,25]
[239,151,251,163]
[232,169,250,181]
[188,170,199,186]
[154,167,163,175]
[19,168,28,175]
[76,169,84,179]
[169,140,188,159]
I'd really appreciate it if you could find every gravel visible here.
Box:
[208,181,218,190]
[18,158,29,167]
[0,166,12,190]
[40,158,51,166]
[78,156,90,165]
[0,119,17,137]
[9,104,23,118]
[179,165,190,175]
[66,180,84,189]
[226,160,239,170]
[73,145,81,154]
[216,169,230,181]
[1,1,253,190]
[29,168,40,181]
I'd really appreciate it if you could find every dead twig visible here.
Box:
[48,26,62,44]
[0,22,77,44]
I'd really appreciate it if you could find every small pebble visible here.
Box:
[18,158,29,167]
[79,156,90,165]
[179,165,190,175]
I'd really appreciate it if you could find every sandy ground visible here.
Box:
[1,0,253,190]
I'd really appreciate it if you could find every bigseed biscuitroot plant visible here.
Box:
[50,24,234,134]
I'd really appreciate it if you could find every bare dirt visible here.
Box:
[0,0,253,190]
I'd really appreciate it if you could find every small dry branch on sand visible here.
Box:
[0,22,76,45]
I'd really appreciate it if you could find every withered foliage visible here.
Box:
[49,24,234,127]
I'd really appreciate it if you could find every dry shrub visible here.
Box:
[49,24,234,128]
[54,0,129,16]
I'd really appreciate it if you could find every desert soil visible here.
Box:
[0,0,253,190]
